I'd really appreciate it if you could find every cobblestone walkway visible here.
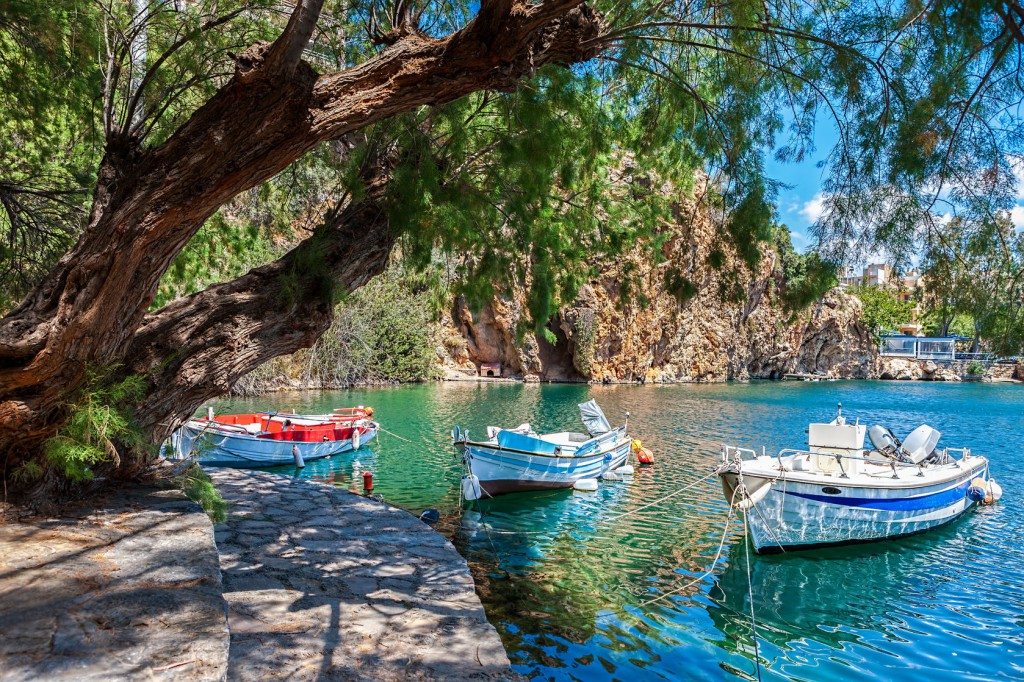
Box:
[209,468,512,680]
[0,488,229,681]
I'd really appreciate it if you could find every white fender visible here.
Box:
[573,478,599,492]
[462,475,482,501]
[736,481,772,509]
[989,479,1003,502]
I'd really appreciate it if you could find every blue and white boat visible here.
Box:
[718,405,1000,554]
[452,400,631,499]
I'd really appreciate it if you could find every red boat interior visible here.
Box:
[200,413,371,442]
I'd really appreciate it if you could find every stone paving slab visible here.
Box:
[0,487,229,681]
[209,468,513,681]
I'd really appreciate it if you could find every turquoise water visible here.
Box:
[211,381,1024,680]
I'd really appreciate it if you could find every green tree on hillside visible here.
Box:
[848,285,916,340]
[921,213,1024,354]
[773,225,839,314]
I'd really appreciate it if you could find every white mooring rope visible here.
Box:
[603,470,720,524]
[743,509,764,682]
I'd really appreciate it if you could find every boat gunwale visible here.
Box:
[720,455,988,490]
[184,419,377,443]
[459,432,629,460]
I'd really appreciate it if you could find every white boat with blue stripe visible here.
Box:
[718,404,1000,554]
[452,400,631,499]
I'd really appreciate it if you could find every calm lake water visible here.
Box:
[211,381,1024,680]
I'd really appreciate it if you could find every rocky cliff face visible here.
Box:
[438,191,880,383]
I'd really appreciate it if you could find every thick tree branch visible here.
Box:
[128,163,395,440]
[260,0,327,78]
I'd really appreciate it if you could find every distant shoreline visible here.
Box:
[228,370,1023,396]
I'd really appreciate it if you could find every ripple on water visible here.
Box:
[211,381,1024,681]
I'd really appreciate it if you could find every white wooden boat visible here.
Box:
[168,410,378,468]
[718,405,999,553]
[452,400,631,499]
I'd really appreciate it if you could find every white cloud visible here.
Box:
[1011,204,1024,230]
[790,230,809,251]
[800,193,827,223]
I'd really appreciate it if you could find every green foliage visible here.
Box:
[922,311,974,339]
[569,309,598,376]
[296,269,442,386]
[663,267,697,304]
[966,360,985,376]
[7,0,1024,372]
[43,372,148,482]
[376,69,676,334]
[175,464,227,522]
[774,226,839,313]
[10,460,44,485]
[155,211,277,308]
[848,285,916,340]
[0,0,101,305]
[921,214,1024,355]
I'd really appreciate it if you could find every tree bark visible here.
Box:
[0,0,606,471]
[128,165,395,443]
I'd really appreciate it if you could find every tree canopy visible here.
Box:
[2,1,1018,322]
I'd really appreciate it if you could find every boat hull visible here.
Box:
[721,459,989,553]
[464,438,631,496]
[169,423,378,468]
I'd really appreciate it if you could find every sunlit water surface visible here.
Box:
[211,381,1024,680]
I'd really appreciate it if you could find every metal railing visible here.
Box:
[722,443,971,470]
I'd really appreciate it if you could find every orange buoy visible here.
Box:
[631,439,655,465]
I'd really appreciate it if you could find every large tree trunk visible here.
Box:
[0,0,605,478]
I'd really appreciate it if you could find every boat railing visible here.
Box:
[574,426,627,454]
[776,447,927,469]
[724,444,967,470]
[721,445,759,462]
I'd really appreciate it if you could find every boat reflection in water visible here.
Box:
[708,513,1009,678]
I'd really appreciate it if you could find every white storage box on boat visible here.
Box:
[808,422,866,475]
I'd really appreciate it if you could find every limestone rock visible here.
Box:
[437,184,878,382]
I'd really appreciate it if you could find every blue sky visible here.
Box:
[763,119,1024,258]
[764,117,839,254]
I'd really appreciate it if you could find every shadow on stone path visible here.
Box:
[209,468,513,681]
[0,488,229,681]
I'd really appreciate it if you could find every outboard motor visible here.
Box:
[868,425,903,460]
[901,425,942,464]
